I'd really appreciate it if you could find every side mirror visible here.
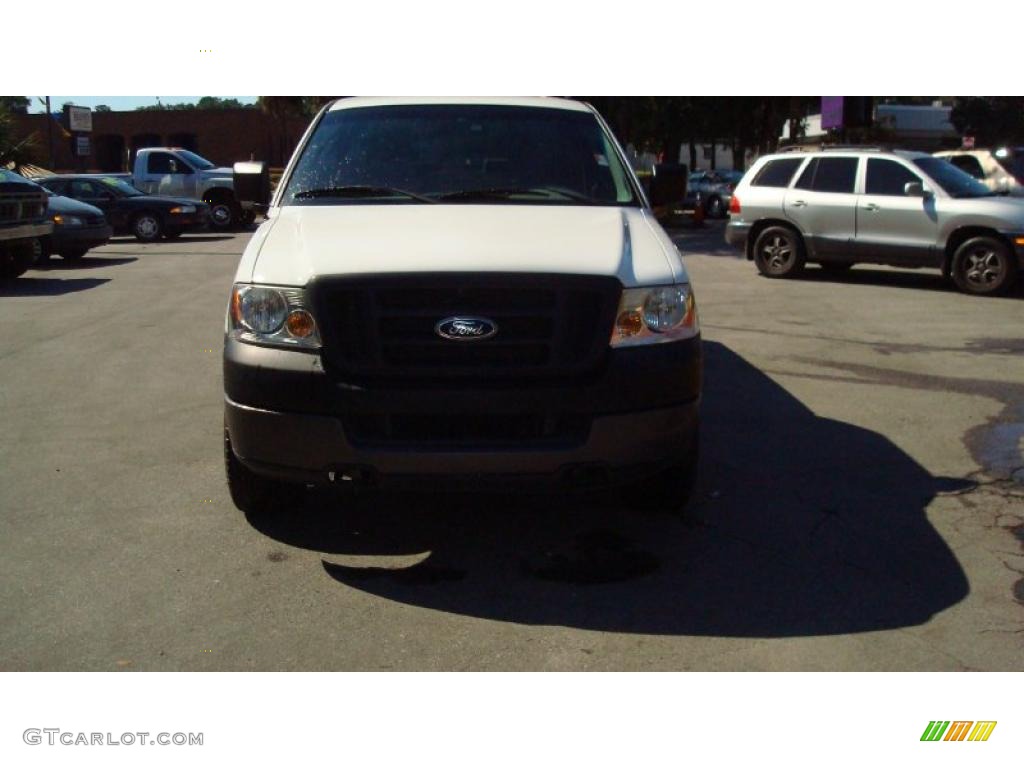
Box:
[233,161,271,211]
[648,163,689,209]
[904,181,930,198]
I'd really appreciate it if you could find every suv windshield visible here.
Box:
[281,104,638,206]
[913,157,994,198]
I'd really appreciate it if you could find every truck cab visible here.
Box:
[224,97,702,514]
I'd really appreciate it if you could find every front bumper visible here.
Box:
[0,222,53,241]
[51,224,113,252]
[224,336,702,485]
[168,208,210,232]
[724,220,751,252]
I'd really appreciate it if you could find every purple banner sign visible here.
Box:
[821,97,844,130]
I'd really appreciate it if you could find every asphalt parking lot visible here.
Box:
[1,222,1022,671]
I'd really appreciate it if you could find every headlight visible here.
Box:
[52,214,83,226]
[610,283,698,347]
[169,205,196,214]
[228,284,320,349]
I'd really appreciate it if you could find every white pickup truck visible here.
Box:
[223,97,702,516]
[124,147,252,229]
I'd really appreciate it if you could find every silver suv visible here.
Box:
[725,148,1024,296]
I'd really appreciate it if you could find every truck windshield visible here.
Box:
[176,150,216,171]
[281,104,638,206]
[912,157,994,198]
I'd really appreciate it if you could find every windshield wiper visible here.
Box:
[435,186,603,204]
[292,185,437,203]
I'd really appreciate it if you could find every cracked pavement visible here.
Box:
[0,223,1021,670]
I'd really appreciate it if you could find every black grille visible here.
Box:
[0,188,47,225]
[311,273,621,384]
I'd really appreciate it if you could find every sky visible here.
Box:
[30,96,257,113]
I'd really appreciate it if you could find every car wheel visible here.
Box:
[753,226,805,278]
[32,237,50,266]
[951,236,1017,296]
[706,195,724,218]
[0,241,35,280]
[132,212,162,242]
[819,262,853,274]
[224,426,302,517]
[208,201,236,230]
[59,250,88,261]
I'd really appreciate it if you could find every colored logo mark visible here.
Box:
[921,721,997,742]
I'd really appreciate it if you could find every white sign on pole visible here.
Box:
[67,105,92,132]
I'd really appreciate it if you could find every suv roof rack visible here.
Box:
[778,144,891,153]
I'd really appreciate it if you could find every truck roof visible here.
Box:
[327,96,592,113]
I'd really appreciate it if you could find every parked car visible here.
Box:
[934,147,1024,197]
[36,175,210,242]
[725,147,1024,296]
[0,168,51,280]
[34,187,112,262]
[689,169,744,218]
[223,97,702,516]
[121,147,253,229]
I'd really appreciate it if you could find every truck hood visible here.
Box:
[247,205,686,287]
[201,168,234,180]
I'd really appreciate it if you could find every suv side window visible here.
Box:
[750,158,804,188]
[865,159,921,196]
[947,154,985,179]
[796,156,859,194]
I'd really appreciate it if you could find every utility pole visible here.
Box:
[45,96,55,169]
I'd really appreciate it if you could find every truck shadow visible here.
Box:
[247,341,971,638]
[0,276,111,296]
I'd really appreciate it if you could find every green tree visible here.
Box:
[0,96,30,114]
[950,97,1024,145]
[0,105,39,169]
[94,104,112,112]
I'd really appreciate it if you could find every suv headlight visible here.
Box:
[52,214,83,227]
[169,205,196,214]
[610,283,699,347]
[228,284,320,349]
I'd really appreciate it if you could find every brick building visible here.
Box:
[13,108,311,172]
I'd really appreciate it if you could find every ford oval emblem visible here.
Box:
[435,316,498,341]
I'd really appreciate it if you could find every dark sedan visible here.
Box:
[36,189,113,262]
[36,176,210,242]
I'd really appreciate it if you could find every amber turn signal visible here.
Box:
[285,309,316,338]
[614,309,644,338]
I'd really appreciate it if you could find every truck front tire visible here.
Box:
[0,241,35,280]
[224,426,304,517]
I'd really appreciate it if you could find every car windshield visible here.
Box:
[913,156,994,198]
[176,150,216,171]
[98,177,144,196]
[281,104,638,206]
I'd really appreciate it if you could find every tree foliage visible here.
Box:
[136,97,255,111]
[0,105,39,169]
[0,96,30,114]
[950,97,1024,145]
